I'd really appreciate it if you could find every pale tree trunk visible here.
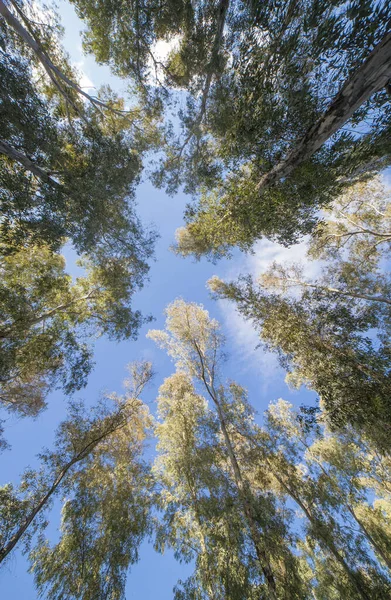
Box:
[0,139,61,187]
[274,276,391,306]
[213,399,278,599]
[178,0,230,155]
[256,32,391,193]
[0,290,97,339]
[268,465,372,600]
[181,415,218,600]
[347,504,391,571]
[0,0,128,116]
[193,340,278,599]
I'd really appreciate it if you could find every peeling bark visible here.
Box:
[256,32,391,192]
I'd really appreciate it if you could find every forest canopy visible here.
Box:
[1,0,391,598]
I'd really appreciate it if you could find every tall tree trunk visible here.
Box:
[0,0,125,117]
[194,341,277,600]
[0,290,97,339]
[268,466,372,600]
[193,339,278,597]
[271,276,391,306]
[347,504,391,571]
[178,0,230,155]
[214,399,278,599]
[256,31,391,193]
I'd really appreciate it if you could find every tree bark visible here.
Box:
[0,0,128,117]
[256,31,391,192]
[0,290,97,339]
[0,139,61,187]
[268,466,372,600]
[193,339,278,598]
[347,504,391,571]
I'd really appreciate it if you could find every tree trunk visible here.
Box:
[276,276,391,306]
[193,337,278,598]
[0,139,61,187]
[269,466,372,600]
[0,290,97,340]
[347,504,391,571]
[0,0,124,117]
[256,31,391,192]
[213,396,278,599]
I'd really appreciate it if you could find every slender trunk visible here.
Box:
[27,290,96,326]
[278,277,391,306]
[199,0,230,117]
[214,395,277,600]
[177,0,230,155]
[269,466,371,600]
[256,32,391,192]
[182,422,217,600]
[0,0,125,117]
[347,504,391,571]
[303,446,391,572]
[0,417,125,564]
[0,459,77,563]
[192,337,278,598]
[0,139,61,187]
[212,393,277,599]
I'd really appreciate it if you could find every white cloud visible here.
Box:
[248,237,322,281]
[216,237,322,385]
[218,296,281,393]
[72,61,95,91]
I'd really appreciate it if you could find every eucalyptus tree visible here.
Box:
[209,274,391,451]
[307,430,391,573]
[0,0,159,265]
[0,361,153,578]
[252,399,391,599]
[5,0,390,258]
[0,243,153,418]
[0,4,159,418]
[149,299,306,599]
[154,371,271,600]
[65,0,391,257]
[261,175,391,312]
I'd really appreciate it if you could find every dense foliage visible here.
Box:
[1,0,391,598]
[0,0,158,415]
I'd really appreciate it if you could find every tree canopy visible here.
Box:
[2,0,391,597]
[64,0,391,256]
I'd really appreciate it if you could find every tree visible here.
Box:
[253,399,391,598]
[0,4,158,262]
[149,300,306,599]
[64,0,391,256]
[0,7,159,416]
[209,274,391,452]
[262,175,391,308]
[0,243,153,418]
[0,361,152,572]
[169,3,391,257]
[154,372,266,600]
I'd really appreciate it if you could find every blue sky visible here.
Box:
[0,2,317,597]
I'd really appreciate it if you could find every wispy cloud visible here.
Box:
[72,60,95,91]
[216,237,321,386]
[217,295,281,393]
